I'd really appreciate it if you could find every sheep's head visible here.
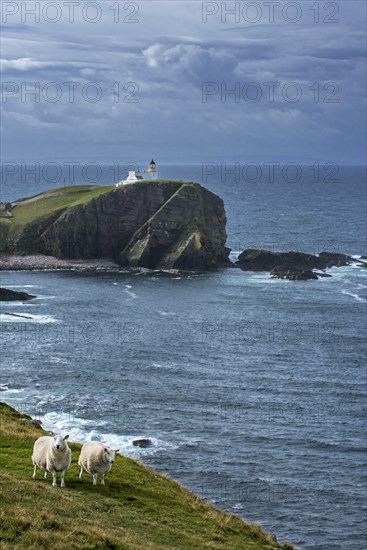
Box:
[104,447,117,464]
[54,435,69,450]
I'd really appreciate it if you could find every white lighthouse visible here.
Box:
[148,159,156,175]
[115,160,157,187]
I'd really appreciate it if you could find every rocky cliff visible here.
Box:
[0,181,229,271]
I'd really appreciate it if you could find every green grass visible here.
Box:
[0,186,114,251]
[9,186,113,225]
[14,185,102,203]
[0,402,298,550]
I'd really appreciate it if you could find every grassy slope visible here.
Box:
[0,403,297,550]
[1,186,114,237]
[0,186,114,252]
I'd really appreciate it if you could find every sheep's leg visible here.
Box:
[101,474,105,485]
[79,466,83,478]
[93,473,97,485]
[60,471,65,488]
[52,471,57,487]
[32,464,37,480]
[44,470,48,479]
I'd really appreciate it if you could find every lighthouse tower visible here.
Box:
[148,159,156,179]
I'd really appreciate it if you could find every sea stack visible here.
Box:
[0,181,229,271]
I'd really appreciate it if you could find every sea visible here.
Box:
[0,164,366,549]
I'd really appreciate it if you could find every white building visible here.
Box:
[115,160,157,187]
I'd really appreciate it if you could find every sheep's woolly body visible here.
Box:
[32,436,69,471]
[32,435,71,487]
[78,441,115,485]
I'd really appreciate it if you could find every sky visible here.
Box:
[1,0,366,164]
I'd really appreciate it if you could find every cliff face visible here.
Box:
[2,181,229,270]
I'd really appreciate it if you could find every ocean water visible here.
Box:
[0,165,366,549]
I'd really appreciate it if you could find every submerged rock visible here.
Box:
[132,439,152,448]
[0,288,36,301]
[270,267,319,281]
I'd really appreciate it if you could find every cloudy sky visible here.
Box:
[1,0,366,164]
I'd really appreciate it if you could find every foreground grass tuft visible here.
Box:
[0,403,298,549]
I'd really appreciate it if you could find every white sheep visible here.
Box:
[32,435,71,488]
[78,442,117,485]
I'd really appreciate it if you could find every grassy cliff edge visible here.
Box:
[0,402,298,549]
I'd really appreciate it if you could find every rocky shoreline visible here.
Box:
[1,250,366,280]
[235,249,366,280]
[0,254,193,275]
[0,255,120,271]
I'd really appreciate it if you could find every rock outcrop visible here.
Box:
[2,182,229,271]
[317,252,352,268]
[236,249,352,272]
[236,249,355,280]
[270,267,319,281]
[0,288,36,301]
[132,439,152,448]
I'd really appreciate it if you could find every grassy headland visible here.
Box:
[0,402,297,549]
[0,186,114,248]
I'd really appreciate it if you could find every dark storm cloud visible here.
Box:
[1,0,366,163]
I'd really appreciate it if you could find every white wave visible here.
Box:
[0,387,26,395]
[88,432,177,458]
[36,410,176,457]
[50,356,69,364]
[341,290,367,304]
[0,396,178,458]
[246,274,282,284]
[124,286,138,299]
[39,412,107,436]
[229,250,241,262]
[0,301,36,307]
[5,285,40,288]
[158,311,177,316]
[151,362,177,370]
[0,312,59,323]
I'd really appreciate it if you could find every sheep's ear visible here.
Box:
[63,435,70,440]
[114,449,119,452]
